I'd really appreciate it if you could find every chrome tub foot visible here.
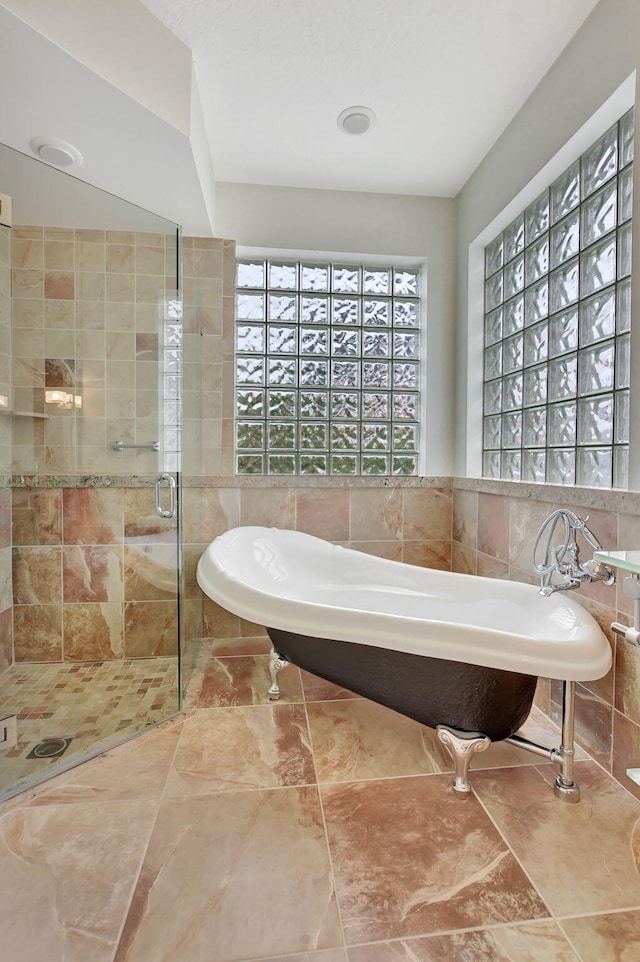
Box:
[267,649,290,700]
[437,725,491,796]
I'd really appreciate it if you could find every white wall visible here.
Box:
[455,0,640,483]
[215,182,457,475]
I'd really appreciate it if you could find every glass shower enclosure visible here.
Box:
[0,142,183,800]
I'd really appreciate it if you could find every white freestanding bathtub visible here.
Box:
[197,526,612,800]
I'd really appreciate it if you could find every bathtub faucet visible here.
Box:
[532,508,615,597]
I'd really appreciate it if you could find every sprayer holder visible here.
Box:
[593,550,640,648]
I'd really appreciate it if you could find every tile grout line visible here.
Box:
[300,676,349,956]
[109,703,186,962]
[468,762,557,921]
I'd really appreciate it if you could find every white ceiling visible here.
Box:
[141,0,601,197]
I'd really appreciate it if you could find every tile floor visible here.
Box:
[2,636,640,962]
[0,657,179,798]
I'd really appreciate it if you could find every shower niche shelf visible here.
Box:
[0,410,50,419]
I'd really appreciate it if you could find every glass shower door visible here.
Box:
[0,142,183,800]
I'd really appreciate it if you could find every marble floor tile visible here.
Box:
[559,909,640,961]
[473,706,570,771]
[114,787,342,962]
[473,761,640,915]
[1,797,157,962]
[320,774,549,944]
[165,704,315,795]
[307,698,450,783]
[301,669,361,702]
[346,919,580,961]
[31,722,182,804]
[210,634,272,656]
[254,952,348,962]
[197,653,303,706]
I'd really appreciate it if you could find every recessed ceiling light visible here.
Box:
[337,106,376,135]
[29,136,83,169]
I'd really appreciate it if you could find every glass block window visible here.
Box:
[234,259,421,475]
[482,108,633,488]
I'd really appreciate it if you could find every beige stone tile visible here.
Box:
[0,608,11,671]
[197,653,303,706]
[106,243,135,274]
[307,699,450,783]
[350,488,402,541]
[560,909,640,961]
[615,635,640,724]
[123,488,174,541]
[402,540,451,570]
[13,545,62,603]
[321,774,549,944]
[268,952,347,962]
[32,724,181,804]
[477,551,510,579]
[240,486,296,528]
[181,486,239,543]
[124,601,178,657]
[64,602,124,660]
[347,920,580,961]
[403,487,452,542]
[612,708,640,802]
[301,669,360,702]
[296,488,350,542]
[13,603,63,661]
[452,540,476,574]
[1,798,158,962]
[210,635,272,655]
[165,704,315,796]
[202,596,241,638]
[124,544,177,602]
[477,492,509,562]
[347,540,403,561]
[63,545,124,602]
[114,788,342,961]
[63,488,123,545]
[508,496,556,570]
[473,761,640,915]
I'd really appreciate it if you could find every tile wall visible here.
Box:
[0,225,11,669]
[452,478,640,801]
[11,486,178,662]
[10,226,177,475]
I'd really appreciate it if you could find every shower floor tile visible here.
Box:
[0,657,178,797]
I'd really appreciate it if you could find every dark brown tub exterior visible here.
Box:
[267,627,537,741]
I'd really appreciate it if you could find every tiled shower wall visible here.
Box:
[452,478,640,802]
[10,226,178,475]
[0,225,11,669]
[11,486,178,663]
[6,225,181,668]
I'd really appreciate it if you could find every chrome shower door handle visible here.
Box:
[155,473,176,519]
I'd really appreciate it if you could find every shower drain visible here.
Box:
[27,737,73,759]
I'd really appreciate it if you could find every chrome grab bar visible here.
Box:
[155,473,176,519]
[111,440,159,452]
